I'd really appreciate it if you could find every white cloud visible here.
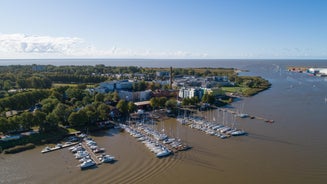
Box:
[0,33,208,59]
[0,33,82,54]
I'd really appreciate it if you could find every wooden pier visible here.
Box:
[81,141,102,165]
[41,142,79,154]
[219,108,274,124]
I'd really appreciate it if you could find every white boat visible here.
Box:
[75,151,89,159]
[80,160,96,170]
[93,148,105,153]
[41,146,52,153]
[237,113,249,118]
[79,156,91,163]
[55,143,63,149]
[163,138,175,144]
[156,149,171,158]
[100,155,115,163]
[231,130,247,136]
[220,134,228,139]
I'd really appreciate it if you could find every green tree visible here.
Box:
[128,102,137,113]
[33,110,46,130]
[116,100,128,115]
[182,98,191,106]
[20,111,34,130]
[3,80,13,90]
[53,103,70,125]
[95,93,105,102]
[165,99,177,110]
[8,116,22,132]
[202,93,215,105]
[112,91,120,102]
[158,97,167,108]
[190,96,199,105]
[66,87,85,101]
[82,95,93,105]
[150,97,159,109]
[40,97,59,113]
[84,105,98,124]
[45,112,60,131]
[0,117,10,134]
[68,110,88,127]
[97,103,110,121]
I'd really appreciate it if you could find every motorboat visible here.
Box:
[93,148,105,153]
[156,149,171,158]
[75,151,89,159]
[231,130,247,136]
[80,160,96,170]
[163,138,175,144]
[100,155,115,163]
[41,146,52,153]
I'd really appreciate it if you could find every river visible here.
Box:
[0,59,327,184]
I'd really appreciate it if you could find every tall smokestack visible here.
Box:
[170,66,173,89]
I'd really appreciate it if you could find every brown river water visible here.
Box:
[1,60,327,184]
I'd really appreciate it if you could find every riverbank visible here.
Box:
[0,128,68,153]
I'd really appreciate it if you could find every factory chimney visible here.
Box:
[170,66,173,89]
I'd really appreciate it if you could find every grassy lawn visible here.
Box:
[221,86,263,96]
[221,87,246,93]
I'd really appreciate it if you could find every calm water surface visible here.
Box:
[1,59,327,184]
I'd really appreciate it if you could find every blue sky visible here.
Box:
[0,0,326,59]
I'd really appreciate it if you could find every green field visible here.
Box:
[221,86,264,97]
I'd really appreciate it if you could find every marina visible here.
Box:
[70,135,116,170]
[120,122,190,158]
[177,114,247,139]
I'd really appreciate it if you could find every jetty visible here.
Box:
[219,108,274,124]
[121,123,190,158]
[41,142,79,154]
[81,141,101,165]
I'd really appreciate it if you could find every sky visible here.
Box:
[0,0,326,59]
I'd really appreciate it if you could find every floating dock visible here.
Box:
[81,141,102,165]
[41,142,79,154]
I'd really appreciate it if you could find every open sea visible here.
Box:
[0,59,327,184]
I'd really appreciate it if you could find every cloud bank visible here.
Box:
[0,33,207,59]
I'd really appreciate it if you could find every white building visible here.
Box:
[95,80,132,93]
[178,87,191,98]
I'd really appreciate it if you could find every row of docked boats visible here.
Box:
[177,116,247,139]
[69,136,116,170]
[41,141,79,153]
[121,123,190,157]
[121,124,172,158]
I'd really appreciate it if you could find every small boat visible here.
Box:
[75,151,89,159]
[100,155,115,163]
[93,148,105,153]
[41,146,52,153]
[156,149,171,158]
[55,143,63,149]
[265,120,274,123]
[220,134,228,139]
[237,113,249,118]
[231,130,247,136]
[163,138,175,144]
[80,160,96,170]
